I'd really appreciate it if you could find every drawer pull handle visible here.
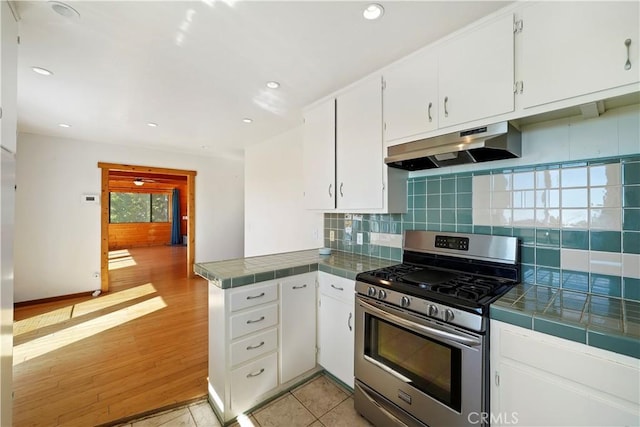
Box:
[427,101,433,122]
[293,284,307,290]
[444,96,449,118]
[331,284,344,291]
[246,368,265,378]
[246,341,265,351]
[246,316,265,324]
[348,312,353,331]
[624,38,632,70]
[246,292,265,300]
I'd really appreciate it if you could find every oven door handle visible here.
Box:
[359,299,481,348]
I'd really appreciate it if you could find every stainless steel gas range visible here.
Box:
[354,230,520,427]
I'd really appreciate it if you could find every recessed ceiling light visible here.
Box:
[32,66,53,76]
[266,81,280,89]
[201,145,209,150]
[49,1,80,20]
[58,123,71,128]
[363,3,384,20]
[147,122,158,127]
[242,118,253,124]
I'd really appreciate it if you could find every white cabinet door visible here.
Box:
[521,2,640,109]
[336,75,384,210]
[280,273,317,384]
[383,49,439,143]
[303,99,336,210]
[318,293,354,388]
[230,352,278,413]
[438,13,515,128]
[490,320,640,427]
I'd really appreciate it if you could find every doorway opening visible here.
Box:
[98,162,197,292]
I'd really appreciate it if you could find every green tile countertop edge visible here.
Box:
[491,284,640,359]
[194,249,398,289]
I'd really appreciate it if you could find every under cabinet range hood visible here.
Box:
[385,122,521,171]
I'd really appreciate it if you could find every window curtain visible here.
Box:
[171,188,181,245]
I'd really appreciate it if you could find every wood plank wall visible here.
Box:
[108,223,172,249]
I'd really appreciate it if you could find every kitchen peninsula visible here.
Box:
[195,249,396,425]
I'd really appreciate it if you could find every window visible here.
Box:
[109,192,169,223]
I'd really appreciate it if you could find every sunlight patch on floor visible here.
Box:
[13,296,167,366]
[108,249,138,270]
[72,283,157,317]
[236,414,258,427]
[13,306,73,337]
[13,283,158,337]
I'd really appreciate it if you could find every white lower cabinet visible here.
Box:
[317,272,355,388]
[230,352,278,413]
[490,320,640,427]
[280,273,317,384]
[208,274,319,424]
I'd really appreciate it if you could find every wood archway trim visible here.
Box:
[98,162,197,292]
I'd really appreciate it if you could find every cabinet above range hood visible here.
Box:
[385,122,521,171]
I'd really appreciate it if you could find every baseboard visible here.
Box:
[14,291,99,308]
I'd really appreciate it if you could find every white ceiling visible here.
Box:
[15,0,509,157]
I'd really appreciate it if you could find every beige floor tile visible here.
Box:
[229,414,261,427]
[131,407,196,427]
[318,398,373,427]
[253,394,316,427]
[189,400,221,427]
[292,375,349,418]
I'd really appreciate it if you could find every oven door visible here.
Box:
[355,295,485,427]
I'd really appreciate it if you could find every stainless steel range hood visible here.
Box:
[385,122,521,171]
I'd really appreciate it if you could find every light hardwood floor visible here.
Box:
[13,246,208,426]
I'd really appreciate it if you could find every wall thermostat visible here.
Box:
[82,194,100,204]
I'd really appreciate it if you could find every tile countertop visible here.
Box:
[194,249,398,289]
[491,284,640,359]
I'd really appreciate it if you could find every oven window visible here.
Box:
[364,314,461,412]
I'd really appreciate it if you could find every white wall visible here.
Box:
[244,126,323,256]
[14,133,244,302]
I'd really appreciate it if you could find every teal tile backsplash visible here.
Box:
[324,155,640,301]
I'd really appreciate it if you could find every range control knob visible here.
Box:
[444,309,455,322]
[428,304,438,317]
[367,287,377,297]
[378,290,387,300]
[401,296,410,308]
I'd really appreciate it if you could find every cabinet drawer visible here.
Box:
[231,327,278,367]
[230,303,278,340]
[230,352,278,412]
[318,272,355,304]
[230,281,278,312]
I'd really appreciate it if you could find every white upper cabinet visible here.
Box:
[303,98,336,210]
[383,49,439,142]
[336,75,385,210]
[383,13,515,144]
[520,1,640,109]
[303,74,407,213]
[437,13,515,128]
